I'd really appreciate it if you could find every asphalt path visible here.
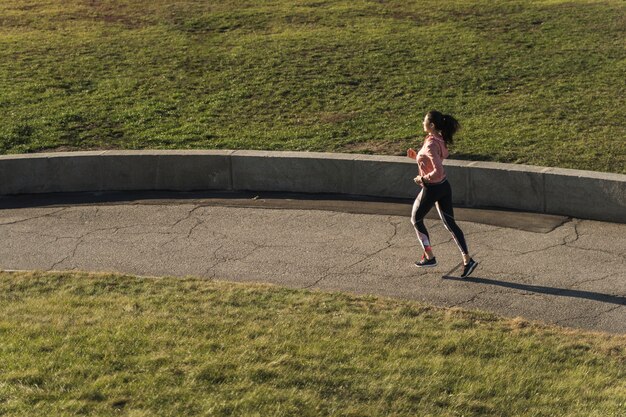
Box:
[1,191,624,334]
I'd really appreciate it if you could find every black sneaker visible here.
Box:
[415,255,437,268]
[461,258,478,278]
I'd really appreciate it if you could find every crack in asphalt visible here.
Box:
[450,290,488,308]
[553,220,625,259]
[0,208,69,226]
[185,217,205,240]
[475,220,624,261]
[10,224,165,242]
[570,273,616,289]
[566,223,618,258]
[566,246,626,260]
[46,224,156,270]
[40,207,213,258]
[203,241,265,278]
[170,205,203,228]
[203,242,265,279]
[50,235,85,270]
[485,221,578,256]
[203,244,227,278]
[8,230,81,241]
[564,220,581,244]
[303,218,402,289]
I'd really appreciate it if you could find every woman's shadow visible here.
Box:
[442,275,626,306]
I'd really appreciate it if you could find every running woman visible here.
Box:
[406,111,478,278]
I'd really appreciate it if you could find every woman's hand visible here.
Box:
[414,176,424,186]
[406,148,417,160]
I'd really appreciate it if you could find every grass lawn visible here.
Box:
[0,271,625,416]
[0,0,624,173]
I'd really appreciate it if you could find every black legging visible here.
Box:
[411,179,469,255]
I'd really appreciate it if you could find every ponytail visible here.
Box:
[427,110,460,145]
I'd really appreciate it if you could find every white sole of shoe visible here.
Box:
[414,263,437,268]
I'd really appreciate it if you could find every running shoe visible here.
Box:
[461,258,478,278]
[415,255,437,268]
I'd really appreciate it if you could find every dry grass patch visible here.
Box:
[0,270,625,416]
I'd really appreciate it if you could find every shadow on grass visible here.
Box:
[442,275,626,306]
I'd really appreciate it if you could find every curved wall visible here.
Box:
[1,150,624,223]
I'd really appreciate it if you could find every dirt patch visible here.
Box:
[387,11,429,25]
[56,1,147,29]
[97,13,143,28]
[33,145,124,153]
[14,4,41,11]
[318,112,360,124]
[339,139,409,156]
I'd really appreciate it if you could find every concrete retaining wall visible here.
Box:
[1,150,624,223]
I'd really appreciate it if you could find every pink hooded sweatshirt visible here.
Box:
[417,133,448,184]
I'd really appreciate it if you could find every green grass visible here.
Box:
[0,271,625,416]
[0,1,624,173]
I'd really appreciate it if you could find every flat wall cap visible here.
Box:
[0,150,624,223]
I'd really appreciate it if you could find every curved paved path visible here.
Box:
[1,192,624,334]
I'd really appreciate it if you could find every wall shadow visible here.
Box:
[0,190,413,210]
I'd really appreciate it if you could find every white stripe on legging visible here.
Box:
[411,190,431,249]
[435,202,466,255]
